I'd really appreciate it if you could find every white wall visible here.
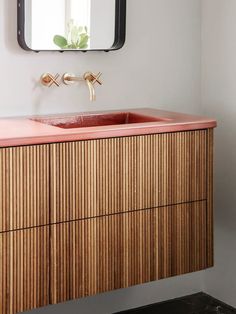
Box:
[202,0,236,307]
[0,0,203,313]
[0,0,201,118]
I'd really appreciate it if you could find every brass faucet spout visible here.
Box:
[83,72,102,102]
[85,79,96,101]
[62,73,84,85]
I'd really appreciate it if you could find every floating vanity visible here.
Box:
[0,108,216,314]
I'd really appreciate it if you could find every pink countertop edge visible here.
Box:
[0,108,217,148]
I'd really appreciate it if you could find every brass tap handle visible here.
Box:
[84,72,102,86]
[41,73,60,87]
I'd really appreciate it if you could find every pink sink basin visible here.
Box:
[30,112,169,129]
[0,108,217,148]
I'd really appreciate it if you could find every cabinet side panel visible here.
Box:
[207,129,214,267]
[0,226,50,314]
[0,145,50,232]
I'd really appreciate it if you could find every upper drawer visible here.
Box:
[0,145,50,232]
[50,130,208,223]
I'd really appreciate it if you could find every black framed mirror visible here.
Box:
[17,0,126,52]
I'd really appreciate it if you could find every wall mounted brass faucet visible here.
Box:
[40,71,102,101]
[63,71,102,101]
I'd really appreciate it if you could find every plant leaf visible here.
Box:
[78,43,88,49]
[79,34,89,49]
[53,35,68,48]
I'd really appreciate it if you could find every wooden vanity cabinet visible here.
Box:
[0,129,214,314]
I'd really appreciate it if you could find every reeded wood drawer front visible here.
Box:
[0,226,50,314]
[50,131,207,223]
[51,201,209,304]
[0,145,50,232]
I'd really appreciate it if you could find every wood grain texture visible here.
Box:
[51,201,207,304]
[0,129,215,313]
[50,131,207,223]
[207,129,214,267]
[0,226,49,314]
[0,145,50,232]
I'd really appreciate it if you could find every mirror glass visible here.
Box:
[23,0,117,50]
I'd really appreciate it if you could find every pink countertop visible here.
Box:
[0,108,217,148]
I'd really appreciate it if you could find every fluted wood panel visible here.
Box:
[0,145,50,232]
[51,201,207,304]
[0,226,49,314]
[207,129,214,267]
[50,131,207,223]
[0,130,214,314]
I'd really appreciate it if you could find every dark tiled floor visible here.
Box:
[115,293,236,314]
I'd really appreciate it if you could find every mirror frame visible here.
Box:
[17,0,126,52]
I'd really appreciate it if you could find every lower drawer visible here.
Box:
[51,200,210,304]
[0,226,50,314]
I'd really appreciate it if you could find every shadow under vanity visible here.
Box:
[0,108,216,314]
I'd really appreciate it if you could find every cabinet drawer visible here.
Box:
[51,201,209,304]
[0,145,50,232]
[0,226,50,314]
[51,131,207,223]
